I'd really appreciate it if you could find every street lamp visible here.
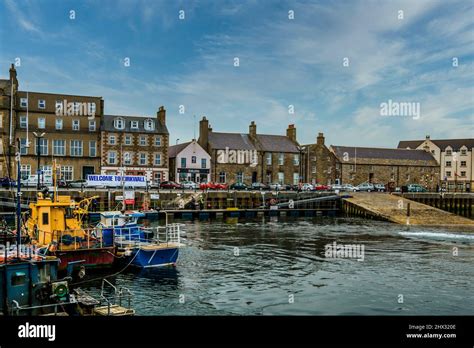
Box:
[453,152,458,192]
[33,131,46,190]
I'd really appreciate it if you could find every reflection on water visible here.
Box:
[83,217,474,315]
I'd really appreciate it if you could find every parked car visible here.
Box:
[200,182,228,190]
[251,182,269,191]
[354,183,375,192]
[68,179,87,188]
[230,182,248,190]
[0,177,16,188]
[180,181,198,189]
[374,183,386,192]
[341,184,356,191]
[330,184,343,191]
[407,184,427,192]
[301,183,314,191]
[21,174,53,188]
[314,184,330,191]
[269,183,283,191]
[160,181,182,189]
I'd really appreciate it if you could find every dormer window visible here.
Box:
[131,121,139,129]
[114,117,125,130]
[144,118,154,131]
[460,148,467,156]
[446,149,452,156]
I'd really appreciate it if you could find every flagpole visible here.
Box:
[9,78,13,146]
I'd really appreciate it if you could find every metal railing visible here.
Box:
[99,279,133,315]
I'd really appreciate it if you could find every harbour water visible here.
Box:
[84,217,474,315]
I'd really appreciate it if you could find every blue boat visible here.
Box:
[96,211,183,268]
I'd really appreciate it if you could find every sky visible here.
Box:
[0,0,473,147]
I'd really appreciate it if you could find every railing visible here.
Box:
[99,279,133,315]
[11,298,75,316]
[30,226,105,251]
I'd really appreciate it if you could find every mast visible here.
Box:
[15,138,22,259]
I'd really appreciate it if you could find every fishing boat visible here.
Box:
[96,211,184,268]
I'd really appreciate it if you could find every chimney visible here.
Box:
[426,135,430,140]
[286,124,296,142]
[249,121,257,139]
[317,132,325,146]
[157,106,166,125]
[9,63,18,89]
[198,116,209,150]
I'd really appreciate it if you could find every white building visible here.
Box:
[168,139,211,183]
[398,136,474,191]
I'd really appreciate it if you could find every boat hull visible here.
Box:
[53,247,116,271]
[127,247,179,268]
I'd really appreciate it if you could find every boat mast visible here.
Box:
[15,138,22,259]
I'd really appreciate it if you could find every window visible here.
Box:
[38,99,46,109]
[154,136,161,146]
[154,172,161,184]
[278,172,284,184]
[293,154,299,166]
[55,100,62,112]
[89,141,97,157]
[130,121,139,129]
[446,171,451,177]
[405,174,410,181]
[350,165,354,171]
[460,149,467,155]
[88,103,96,115]
[390,173,395,181]
[144,118,154,131]
[191,156,196,164]
[35,138,48,156]
[53,140,65,156]
[139,153,147,165]
[73,102,81,114]
[20,116,27,128]
[266,173,272,183]
[446,150,452,156]
[236,172,243,183]
[42,212,49,225]
[108,151,116,164]
[181,157,186,168]
[139,136,147,146]
[72,119,80,131]
[392,166,397,172]
[154,154,161,165]
[460,161,466,167]
[60,166,73,181]
[88,120,96,131]
[12,273,27,286]
[114,117,125,130]
[20,138,28,155]
[219,172,226,183]
[350,173,355,180]
[312,166,316,174]
[278,153,284,165]
[293,172,299,185]
[124,135,132,145]
[20,164,31,178]
[123,152,132,165]
[55,118,63,130]
[70,140,83,156]
[201,158,207,169]
[460,171,466,177]
[445,161,451,167]
[20,98,28,108]
[369,165,374,172]
[38,117,45,129]
[39,165,52,176]
[266,153,272,165]
[109,135,116,145]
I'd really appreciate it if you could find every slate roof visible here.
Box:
[208,132,257,150]
[256,134,300,153]
[168,142,191,158]
[331,145,437,162]
[102,114,168,134]
[398,139,474,151]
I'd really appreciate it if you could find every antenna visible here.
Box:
[193,114,196,140]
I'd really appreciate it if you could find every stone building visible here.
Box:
[198,117,301,185]
[330,145,440,189]
[100,108,169,184]
[301,132,340,185]
[1,64,103,180]
[0,64,17,178]
[168,139,211,183]
[398,136,474,191]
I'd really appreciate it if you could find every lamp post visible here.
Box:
[453,152,458,193]
[33,132,46,190]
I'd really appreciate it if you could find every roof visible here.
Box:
[256,134,299,153]
[168,142,191,158]
[398,138,474,151]
[331,145,437,163]
[102,114,168,134]
[208,132,257,150]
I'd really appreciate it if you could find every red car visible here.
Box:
[200,182,228,190]
[313,184,330,191]
[160,181,182,189]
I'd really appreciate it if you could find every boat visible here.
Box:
[96,210,184,268]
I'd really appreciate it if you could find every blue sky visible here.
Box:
[1,0,473,147]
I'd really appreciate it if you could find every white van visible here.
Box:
[22,174,53,187]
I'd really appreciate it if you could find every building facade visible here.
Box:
[198,117,302,185]
[1,64,103,180]
[168,139,211,183]
[100,108,169,184]
[301,132,340,185]
[0,64,18,178]
[330,145,440,190]
[398,136,474,191]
